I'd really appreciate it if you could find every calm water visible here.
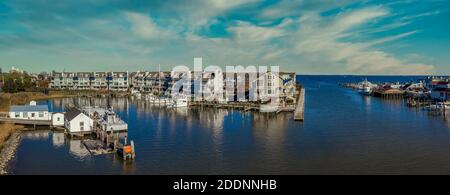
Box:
[7,75,450,175]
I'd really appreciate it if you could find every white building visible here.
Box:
[109,72,129,91]
[52,112,65,126]
[64,108,93,134]
[9,101,50,120]
[74,72,91,90]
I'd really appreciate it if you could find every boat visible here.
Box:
[171,97,188,108]
[357,79,373,95]
[260,104,279,113]
[424,102,450,111]
[83,106,128,132]
[145,95,173,106]
[101,109,128,132]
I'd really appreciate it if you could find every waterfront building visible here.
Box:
[64,108,93,134]
[48,70,298,103]
[171,71,192,98]
[91,72,108,90]
[9,101,50,120]
[50,72,76,89]
[75,72,91,90]
[52,112,65,126]
[109,72,129,91]
[130,71,148,91]
[202,70,226,102]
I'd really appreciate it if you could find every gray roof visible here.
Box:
[10,105,48,112]
[65,108,83,121]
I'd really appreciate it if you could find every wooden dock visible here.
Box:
[294,87,305,121]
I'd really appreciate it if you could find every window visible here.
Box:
[80,122,84,131]
[24,112,28,118]
[57,117,60,122]
[39,112,44,118]
[15,112,20,118]
[31,113,35,118]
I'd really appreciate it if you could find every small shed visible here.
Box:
[52,112,65,126]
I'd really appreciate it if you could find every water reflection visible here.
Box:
[68,139,90,159]
[11,77,450,175]
[22,131,50,140]
[52,132,65,148]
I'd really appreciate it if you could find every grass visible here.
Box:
[0,92,50,112]
[0,91,89,112]
[0,122,23,151]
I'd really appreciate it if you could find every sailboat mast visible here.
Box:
[159,64,161,96]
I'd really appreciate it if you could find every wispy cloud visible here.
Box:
[0,0,446,74]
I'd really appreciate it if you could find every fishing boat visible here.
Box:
[357,79,373,95]
[424,102,450,111]
[83,106,128,132]
[145,94,173,106]
[101,109,128,132]
[171,97,188,108]
[260,104,279,113]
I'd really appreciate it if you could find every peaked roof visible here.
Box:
[65,108,84,121]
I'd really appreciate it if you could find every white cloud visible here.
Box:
[124,12,178,40]
[290,7,435,75]
[227,21,286,43]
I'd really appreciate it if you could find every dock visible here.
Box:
[82,140,115,155]
[294,87,305,121]
[0,117,51,125]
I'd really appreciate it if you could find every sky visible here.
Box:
[0,0,449,75]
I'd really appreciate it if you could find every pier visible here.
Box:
[294,87,305,121]
[0,117,51,126]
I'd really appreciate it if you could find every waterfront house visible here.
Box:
[109,72,129,91]
[52,112,65,126]
[91,72,108,90]
[75,72,91,90]
[130,71,148,91]
[252,71,283,101]
[171,71,192,98]
[9,101,50,120]
[64,108,93,134]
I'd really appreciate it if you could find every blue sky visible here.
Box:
[0,0,449,75]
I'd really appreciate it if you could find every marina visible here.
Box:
[3,75,450,175]
[341,76,449,116]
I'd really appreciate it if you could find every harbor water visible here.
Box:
[7,75,450,174]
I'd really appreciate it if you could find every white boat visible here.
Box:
[260,104,279,113]
[101,109,128,132]
[357,79,373,95]
[172,98,188,108]
[82,106,128,132]
[146,95,173,105]
[424,102,450,111]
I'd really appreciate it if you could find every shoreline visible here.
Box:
[0,131,21,175]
